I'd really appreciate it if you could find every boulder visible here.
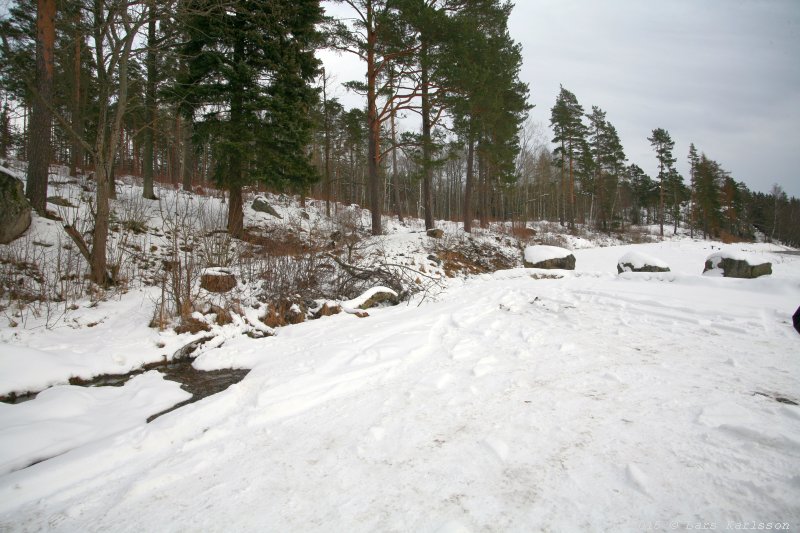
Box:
[523,245,575,270]
[251,196,282,219]
[0,166,32,244]
[200,267,237,293]
[617,251,670,274]
[703,251,771,278]
[343,286,399,311]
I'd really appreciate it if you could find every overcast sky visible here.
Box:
[321,0,800,197]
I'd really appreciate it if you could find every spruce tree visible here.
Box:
[176,0,322,238]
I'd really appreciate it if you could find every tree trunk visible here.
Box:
[228,182,244,238]
[69,10,84,177]
[90,156,113,286]
[366,4,382,235]
[27,0,57,214]
[181,116,193,192]
[142,0,157,199]
[322,68,332,217]
[391,103,403,222]
[420,40,434,231]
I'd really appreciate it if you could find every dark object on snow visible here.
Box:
[0,167,32,244]
[793,306,800,335]
[200,268,237,293]
[251,196,282,219]
[426,228,444,239]
[703,253,772,278]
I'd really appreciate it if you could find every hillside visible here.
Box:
[1,169,799,531]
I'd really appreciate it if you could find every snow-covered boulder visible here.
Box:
[200,267,237,293]
[0,166,32,244]
[617,251,670,274]
[343,286,399,311]
[703,251,772,278]
[251,196,282,219]
[523,245,575,270]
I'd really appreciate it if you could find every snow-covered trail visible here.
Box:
[1,251,798,532]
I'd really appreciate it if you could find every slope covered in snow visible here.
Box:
[1,235,798,531]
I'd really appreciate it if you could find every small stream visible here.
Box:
[0,336,250,422]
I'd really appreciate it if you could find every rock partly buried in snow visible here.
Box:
[0,166,32,244]
[251,196,282,219]
[617,251,670,274]
[344,286,400,311]
[523,245,575,270]
[200,267,237,293]
[426,228,444,239]
[703,251,772,278]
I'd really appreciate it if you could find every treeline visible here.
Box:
[0,0,532,286]
[1,0,798,288]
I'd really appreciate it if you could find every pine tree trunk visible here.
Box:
[463,136,474,233]
[421,41,434,231]
[322,69,332,217]
[27,0,56,215]
[69,12,84,177]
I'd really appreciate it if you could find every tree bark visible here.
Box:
[142,0,157,199]
[420,40,434,231]
[27,0,56,215]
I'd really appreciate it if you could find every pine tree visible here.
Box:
[176,0,322,238]
[694,154,724,239]
[647,127,676,237]
[550,85,586,228]
[687,143,699,238]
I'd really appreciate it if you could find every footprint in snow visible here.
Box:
[625,463,650,495]
[483,436,510,462]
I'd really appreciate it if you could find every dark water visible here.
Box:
[0,336,250,422]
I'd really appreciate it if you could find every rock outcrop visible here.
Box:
[0,167,32,244]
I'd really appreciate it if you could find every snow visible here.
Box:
[201,267,234,276]
[0,372,190,476]
[523,245,573,264]
[1,179,800,530]
[617,250,669,271]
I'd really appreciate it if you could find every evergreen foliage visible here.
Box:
[175,0,323,237]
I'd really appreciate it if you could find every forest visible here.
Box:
[1,0,798,286]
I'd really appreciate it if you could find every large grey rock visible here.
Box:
[523,245,576,270]
[251,196,282,219]
[0,167,32,244]
[617,251,670,274]
[703,252,771,279]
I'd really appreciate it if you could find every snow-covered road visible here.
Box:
[1,242,799,531]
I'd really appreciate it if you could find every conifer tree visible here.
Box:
[550,85,586,228]
[647,127,676,237]
[176,0,322,238]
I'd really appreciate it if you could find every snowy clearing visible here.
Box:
[1,235,799,532]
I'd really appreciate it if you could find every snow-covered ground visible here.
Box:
[1,224,799,530]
